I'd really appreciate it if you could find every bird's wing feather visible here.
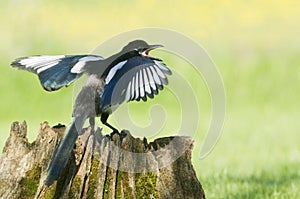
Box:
[101,56,172,111]
[11,55,103,91]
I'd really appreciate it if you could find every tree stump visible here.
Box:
[0,121,205,199]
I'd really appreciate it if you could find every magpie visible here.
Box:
[11,40,172,186]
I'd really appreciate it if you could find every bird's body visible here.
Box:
[11,40,171,186]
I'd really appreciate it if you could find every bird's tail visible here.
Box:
[45,116,86,186]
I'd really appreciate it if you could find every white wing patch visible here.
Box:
[131,76,135,100]
[125,81,132,102]
[105,60,127,84]
[71,56,102,73]
[19,56,65,74]
[155,61,171,73]
[105,59,171,103]
[36,62,60,73]
[124,63,170,101]
[154,65,166,79]
[143,69,151,94]
[139,70,145,98]
[135,72,139,99]
[150,66,162,85]
[19,56,64,66]
[146,67,156,90]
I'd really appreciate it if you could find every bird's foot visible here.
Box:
[110,129,120,137]
[120,131,128,140]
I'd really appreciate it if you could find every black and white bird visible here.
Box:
[11,40,172,186]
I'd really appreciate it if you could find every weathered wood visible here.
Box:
[0,121,205,199]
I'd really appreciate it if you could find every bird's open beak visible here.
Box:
[140,44,163,61]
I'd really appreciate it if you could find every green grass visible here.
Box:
[194,109,300,198]
[1,1,299,198]
[202,163,300,199]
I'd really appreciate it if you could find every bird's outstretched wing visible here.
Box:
[11,55,103,91]
[101,56,172,111]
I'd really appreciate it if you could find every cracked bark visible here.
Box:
[0,121,205,199]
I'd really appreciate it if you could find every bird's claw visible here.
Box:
[110,129,120,137]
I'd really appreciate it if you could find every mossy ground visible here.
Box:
[68,175,82,198]
[135,173,158,199]
[19,166,42,198]
[42,182,57,199]
[87,157,100,199]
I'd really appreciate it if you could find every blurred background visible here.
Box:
[1,0,299,198]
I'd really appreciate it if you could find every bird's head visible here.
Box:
[122,40,163,61]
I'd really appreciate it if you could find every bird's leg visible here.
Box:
[104,122,119,133]
[101,113,119,133]
[89,117,95,133]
